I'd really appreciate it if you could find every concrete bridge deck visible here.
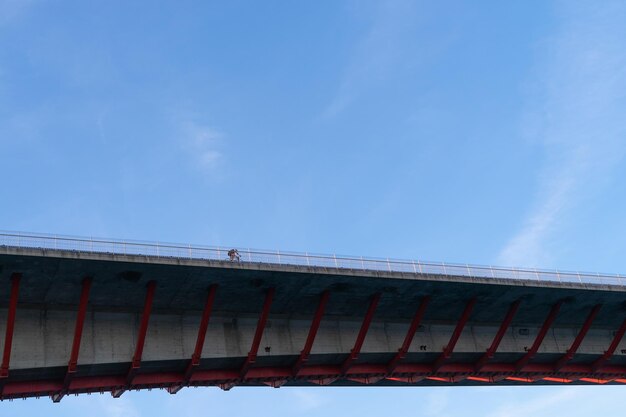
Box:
[2,232,626,401]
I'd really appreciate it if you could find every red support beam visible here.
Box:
[51,277,92,403]
[386,375,426,384]
[554,304,601,371]
[111,280,157,398]
[592,317,626,371]
[432,298,476,372]
[130,282,157,370]
[475,300,521,371]
[168,284,218,394]
[292,290,330,376]
[1,273,21,381]
[189,284,219,372]
[0,273,21,398]
[387,296,430,374]
[345,376,379,385]
[240,288,275,379]
[340,293,381,375]
[515,301,562,371]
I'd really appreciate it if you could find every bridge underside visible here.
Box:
[2,247,626,400]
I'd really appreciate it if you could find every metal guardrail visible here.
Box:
[0,231,623,287]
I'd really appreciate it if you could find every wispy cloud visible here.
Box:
[424,387,451,416]
[289,388,328,411]
[486,387,578,417]
[322,0,420,118]
[497,1,626,267]
[96,395,141,417]
[179,120,224,172]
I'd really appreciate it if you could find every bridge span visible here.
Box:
[2,232,626,401]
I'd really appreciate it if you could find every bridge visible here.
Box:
[1,231,626,402]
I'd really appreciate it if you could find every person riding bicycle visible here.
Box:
[228,249,240,262]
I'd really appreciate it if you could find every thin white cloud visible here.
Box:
[180,120,224,172]
[486,387,578,417]
[289,388,328,411]
[322,0,420,118]
[96,395,141,417]
[424,387,451,416]
[97,111,108,145]
[497,1,626,267]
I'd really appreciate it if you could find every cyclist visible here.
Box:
[228,249,240,262]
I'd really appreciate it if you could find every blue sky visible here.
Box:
[2,0,626,415]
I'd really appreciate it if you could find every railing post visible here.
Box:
[412,260,417,274]
[277,250,281,264]
[361,256,365,270]
[442,262,447,275]
[387,258,391,272]
[248,248,252,262]
[466,264,471,277]
[334,254,338,268]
